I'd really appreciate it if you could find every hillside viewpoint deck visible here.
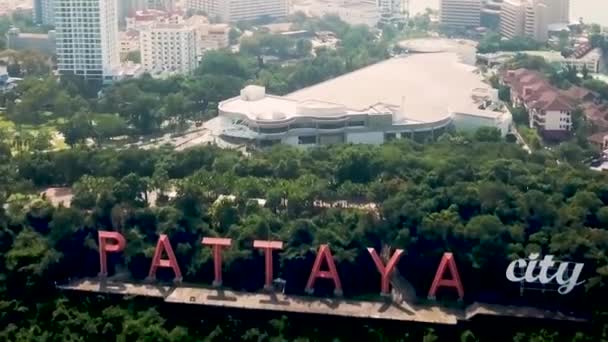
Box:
[59,278,586,325]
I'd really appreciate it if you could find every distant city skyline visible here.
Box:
[410,0,608,25]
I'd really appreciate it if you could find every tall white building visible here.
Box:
[186,0,290,23]
[524,0,548,41]
[500,0,569,42]
[33,0,54,25]
[55,0,120,82]
[439,0,482,28]
[499,0,526,38]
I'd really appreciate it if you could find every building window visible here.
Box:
[290,122,315,129]
[385,133,397,141]
[298,136,316,145]
[259,126,287,134]
[348,120,365,127]
[318,122,344,130]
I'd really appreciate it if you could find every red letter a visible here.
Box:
[98,231,126,277]
[148,234,183,283]
[367,248,403,296]
[305,244,343,296]
[428,252,464,300]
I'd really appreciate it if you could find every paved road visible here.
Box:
[513,127,532,154]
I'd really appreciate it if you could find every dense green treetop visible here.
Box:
[1,134,607,340]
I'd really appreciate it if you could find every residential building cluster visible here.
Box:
[35,0,295,82]
[124,11,229,75]
[502,68,608,141]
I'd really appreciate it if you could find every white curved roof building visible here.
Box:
[213,52,512,147]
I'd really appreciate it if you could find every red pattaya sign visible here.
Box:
[97,231,465,299]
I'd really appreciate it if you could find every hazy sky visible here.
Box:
[410,0,608,26]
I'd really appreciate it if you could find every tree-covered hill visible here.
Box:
[0,132,607,340]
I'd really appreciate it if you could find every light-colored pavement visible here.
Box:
[59,279,586,324]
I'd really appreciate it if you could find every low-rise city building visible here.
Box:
[503,69,573,138]
[198,23,230,51]
[186,0,290,23]
[5,28,56,55]
[126,9,180,31]
[140,20,198,74]
[134,13,229,74]
[111,62,145,81]
[477,46,603,74]
[119,30,141,60]
[502,68,608,141]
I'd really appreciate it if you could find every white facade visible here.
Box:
[439,0,482,28]
[208,54,513,147]
[453,88,513,136]
[530,108,571,131]
[119,31,140,59]
[140,23,198,74]
[55,0,120,82]
[500,0,525,38]
[378,0,407,23]
[186,0,290,23]
[214,83,510,148]
[452,111,512,136]
[525,49,602,74]
[138,14,228,74]
[147,0,175,11]
[126,9,172,31]
[545,0,569,24]
[199,23,230,51]
[34,0,54,25]
[500,0,569,42]
[524,0,548,42]
[305,2,381,27]
[478,48,603,74]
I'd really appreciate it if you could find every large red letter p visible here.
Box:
[98,231,126,277]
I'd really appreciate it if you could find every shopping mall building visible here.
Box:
[208,52,513,147]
